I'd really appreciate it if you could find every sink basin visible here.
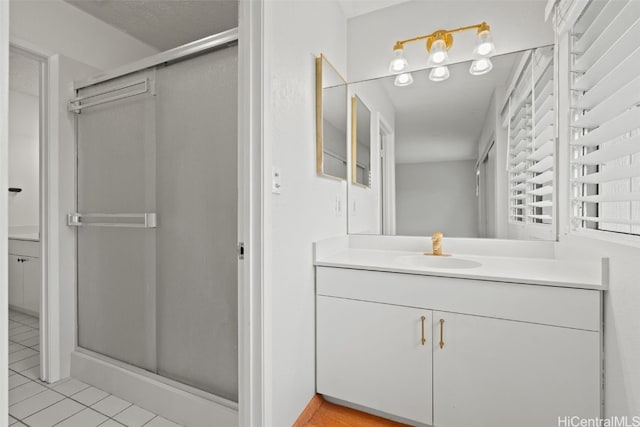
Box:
[397,255,482,269]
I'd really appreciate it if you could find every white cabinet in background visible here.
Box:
[9,254,24,307]
[317,296,433,425]
[433,311,600,427]
[8,240,41,315]
[316,267,602,427]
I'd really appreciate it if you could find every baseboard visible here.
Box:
[70,351,238,427]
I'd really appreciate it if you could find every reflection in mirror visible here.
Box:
[346,47,556,240]
[316,54,348,180]
[351,95,372,187]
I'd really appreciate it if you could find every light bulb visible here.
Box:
[389,48,409,74]
[427,38,449,66]
[394,72,414,87]
[469,58,493,75]
[473,30,496,58]
[429,65,450,82]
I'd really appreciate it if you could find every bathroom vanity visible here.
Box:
[8,235,41,316]
[314,236,605,427]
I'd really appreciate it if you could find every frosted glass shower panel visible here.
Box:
[76,71,158,371]
[155,47,238,401]
[75,47,239,401]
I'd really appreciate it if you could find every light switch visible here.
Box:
[272,167,282,195]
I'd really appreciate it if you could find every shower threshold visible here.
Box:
[71,348,238,426]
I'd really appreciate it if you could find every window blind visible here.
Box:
[570,0,640,236]
[508,46,555,224]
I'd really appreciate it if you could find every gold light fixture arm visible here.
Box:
[392,21,491,51]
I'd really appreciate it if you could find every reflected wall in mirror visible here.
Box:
[351,95,371,187]
[316,54,348,180]
[346,47,557,241]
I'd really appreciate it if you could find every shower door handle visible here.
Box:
[67,212,157,228]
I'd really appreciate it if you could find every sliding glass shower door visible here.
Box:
[74,46,238,401]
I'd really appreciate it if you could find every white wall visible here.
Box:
[8,89,39,228]
[9,0,157,70]
[347,79,396,234]
[396,160,478,237]
[263,1,347,425]
[347,0,554,82]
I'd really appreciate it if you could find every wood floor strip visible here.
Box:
[294,394,410,427]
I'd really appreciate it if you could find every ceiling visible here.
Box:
[64,0,238,51]
[339,0,412,19]
[370,51,520,164]
[61,0,411,52]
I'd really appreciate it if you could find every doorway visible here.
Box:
[7,45,48,382]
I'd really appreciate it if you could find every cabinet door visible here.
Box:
[433,312,600,427]
[22,256,41,314]
[9,255,23,307]
[317,296,432,425]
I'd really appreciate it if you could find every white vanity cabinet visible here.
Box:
[9,240,41,315]
[316,266,602,427]
[433,311,600,427]
[317,296,433,425]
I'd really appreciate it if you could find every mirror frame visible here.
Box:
[351,94,372,188]
[315,53,348,180]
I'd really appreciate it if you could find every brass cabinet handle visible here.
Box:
[439,318,445,349]
[420,316,426,346]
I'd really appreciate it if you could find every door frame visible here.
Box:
[378,113,395,235]
[7,42,52,382]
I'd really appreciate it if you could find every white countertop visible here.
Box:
[315,243,607,291]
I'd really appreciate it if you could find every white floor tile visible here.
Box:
[9,389,65,419]
[20,366,42,380]
[91,394,132,417]
[9,381,47,405]
[9,354,40,372]
[55,408,109,427]
[52,378,91,397]
[11,329,39,344]
[99,420,126,427]
[9,343,27,353]
[113,405,155,427]
[9,321,23,329]
[71,386,109,406]
[19,336,40,347]
[23,317,40,327]
[9,415,18,425]
[9,373,30,390]
[9,348,38,364]
[23,398,84,427]
[144,415,183,427]
[9,325,33,337]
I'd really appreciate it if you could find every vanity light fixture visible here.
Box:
[394,72,414,86]
[389,21,496,85]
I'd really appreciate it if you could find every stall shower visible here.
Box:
[68,36,239,409]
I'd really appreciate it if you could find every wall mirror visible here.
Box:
[346,46,557,241]
[351,95,372,187]
[316,54,348,180]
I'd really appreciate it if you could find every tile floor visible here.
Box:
[8,310,183,427]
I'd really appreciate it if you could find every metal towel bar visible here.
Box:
[67,213,157,228]
[68,78,150,113]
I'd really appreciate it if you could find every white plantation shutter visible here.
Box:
[507,46,555,224]
[570,0,640,236]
